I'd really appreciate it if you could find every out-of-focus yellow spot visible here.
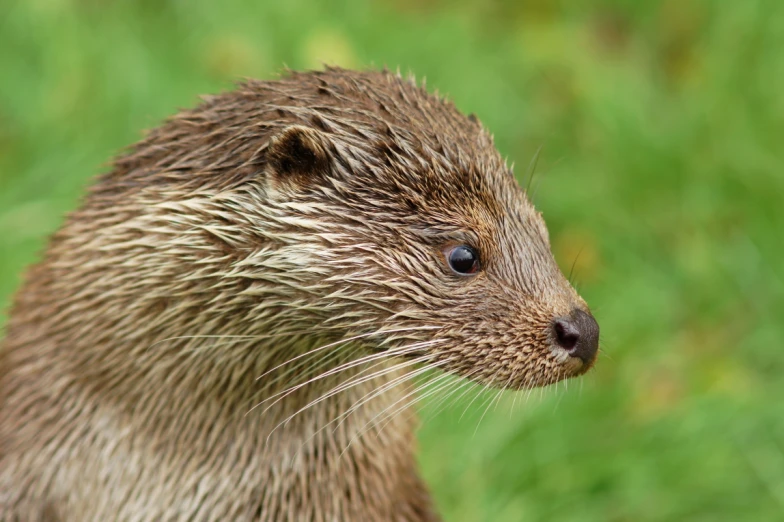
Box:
[204,35,268,79]
[628,363,685,422]
[29,0,70,15]
[657,0,705,89]
[675,321,756,400]
[702,357,756,401]
[553,228,601,284]
[301,29,358,70]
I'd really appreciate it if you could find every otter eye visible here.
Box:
[447,246,480,275]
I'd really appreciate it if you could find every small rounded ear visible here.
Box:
[265,125,334,188]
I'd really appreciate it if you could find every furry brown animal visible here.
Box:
[0,67,599,521]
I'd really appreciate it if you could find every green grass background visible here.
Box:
[1,0,783,520]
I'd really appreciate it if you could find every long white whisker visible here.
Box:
[285,354,436,423]
[335,360,451,435]
[265,354,438,446]
[292,359,447,459]
[333,366,433,431]
[421,369,482,423]
[459,377,490,423]
[248,339,443,416]
[474,377,511,437]
[255,325,441,381]
[262,343,362,393]
[370,370,457,437]
[339,361,454,457]
[418,376,465,422]
[143,330,315,355]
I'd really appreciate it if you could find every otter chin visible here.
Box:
[0,67,599,522]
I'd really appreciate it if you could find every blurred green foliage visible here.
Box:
[1,0,783,520]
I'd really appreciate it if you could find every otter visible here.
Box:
[0,67,599,521]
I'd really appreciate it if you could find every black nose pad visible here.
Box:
[552,309,600,364]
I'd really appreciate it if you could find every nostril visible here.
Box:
[553,318,580,351]
[553,309,600,365]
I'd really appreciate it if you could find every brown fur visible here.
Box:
[0,67,595,521]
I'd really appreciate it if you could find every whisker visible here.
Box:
[568,245,585,285]
[262,342,362,394]
[598,348,614,362]
[414,374,463,420]
[286,354,437,422]
[474,376,511,437]
[525,144,543,195]
[332,363,442,432]
[459,377,491,423]
[255,325,441,381]
[292,360,449,461]
[370,370,456,437]
[144,330,310,354]
[266,354,439,446]
[248,339,444,417]
[363,366,454,433]
[510,380,521,418]
[552,379,566,413]
[420,369,482,423]
[339,362,454,457]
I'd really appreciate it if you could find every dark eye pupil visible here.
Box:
[448,246,479,275]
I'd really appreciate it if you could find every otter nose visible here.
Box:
[552,309,599,364]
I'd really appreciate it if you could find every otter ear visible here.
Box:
[265,125,334,188]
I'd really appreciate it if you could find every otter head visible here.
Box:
[246,69,599,391]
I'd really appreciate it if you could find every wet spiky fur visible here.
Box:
[0,67,593,521]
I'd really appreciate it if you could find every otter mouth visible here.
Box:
[462,307,599,390]
[560,352,595,377]
[383,308,599,391]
